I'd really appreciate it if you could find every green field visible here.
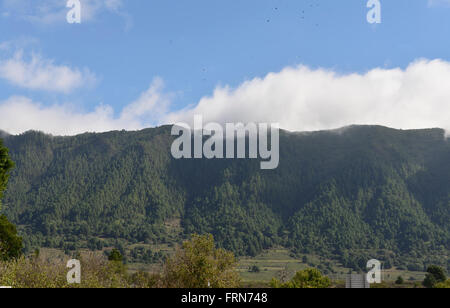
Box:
[237,248,427,286]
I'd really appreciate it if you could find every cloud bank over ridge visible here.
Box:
[1,59,450,136]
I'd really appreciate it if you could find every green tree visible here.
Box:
[0,139,14,211]
[162,234,240,288]
[108,249,124,262]
[0,140,21,261]
[423,265,447,288]
[423,273,437,289]
[271,268,331,288]
[0,215,23,261]
[107,248,127,275]
[395,276,404,285]
[249,265,261,273]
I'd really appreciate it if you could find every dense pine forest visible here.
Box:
[0,125,449,272]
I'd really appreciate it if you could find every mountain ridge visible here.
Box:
[0,124,447,138]
[1,125,449,271]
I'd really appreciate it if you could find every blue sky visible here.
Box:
[1,0,450,135]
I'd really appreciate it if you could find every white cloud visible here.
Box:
[2,59,450,136]
[0,79,169,135]
[164,59,450,134]
[1,0,129,25]
[0,96,119,135]
[0,50,97,93]
[120,77,171,124]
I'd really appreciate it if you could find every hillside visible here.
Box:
[1,125,449,271]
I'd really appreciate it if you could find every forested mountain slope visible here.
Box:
[1,125,449,271]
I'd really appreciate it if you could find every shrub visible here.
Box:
[271,268,331,289]
[0,252,131,288]
[434,279,450,289]
[395,276,404,285]
[423,265,447,288]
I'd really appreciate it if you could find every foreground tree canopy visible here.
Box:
[0,139,14,208]
[423,265,447,288]
[0,215,22,261]
[0,139,21,261]
[0,233,240,288]
[163,234,240,288]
